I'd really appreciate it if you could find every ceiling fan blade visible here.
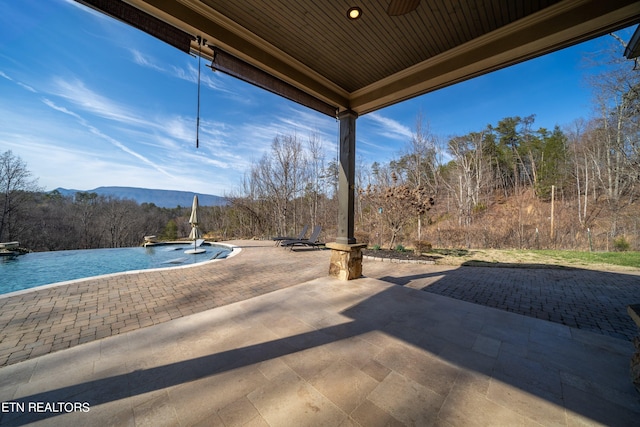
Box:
[387,0,421,16]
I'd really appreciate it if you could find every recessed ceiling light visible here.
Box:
[347,7,362,20]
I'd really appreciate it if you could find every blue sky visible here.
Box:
[0,0,632,196]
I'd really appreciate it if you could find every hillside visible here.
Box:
[53,186,227,208]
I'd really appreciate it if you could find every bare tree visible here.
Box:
[360,167,434,249]
[0,150,40,241]
[586,34,640,235]
[249,134,308,236]
[446,131,491,227]
[73,191,103,248]
[306,132,325,228]
[566,119,591,226]
[396,112,439,240]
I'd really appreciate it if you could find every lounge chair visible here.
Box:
[281,225,324,250]
[272,225,309,246]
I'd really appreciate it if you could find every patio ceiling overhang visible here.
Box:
[625,24,640,58]
[77,0,640,117]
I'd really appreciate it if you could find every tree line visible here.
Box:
[2,35,638,252]
[228,35,639,251]
[228,35,638,251]
[0,152,234,251]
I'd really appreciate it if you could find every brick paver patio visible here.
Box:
[0,241,329,367]
[1,241,640,426]
[1,240,639,368]
[363,261,640,341]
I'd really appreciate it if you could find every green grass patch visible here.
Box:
[532,250,640,268]
[428,248,470,257]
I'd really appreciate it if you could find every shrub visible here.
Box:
[613,236,631,252]
[472,203,487,214]
[371,244,381,251]
[413,240,433,254]
[161,219,178,240]
[395,244,406,252]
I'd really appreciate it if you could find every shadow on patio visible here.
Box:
[3,274,639,426]
[370,261,640,341]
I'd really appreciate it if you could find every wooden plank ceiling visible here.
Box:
[93,0,640,115]
[201,0,559,92]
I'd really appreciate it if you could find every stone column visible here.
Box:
[326,242,367,281]
[336,110,357,245]
[327,110,364,280]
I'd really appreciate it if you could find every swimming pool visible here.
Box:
[0,243,233,295]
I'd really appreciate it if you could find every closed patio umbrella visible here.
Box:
[185,195,205,254]
[188,195,202,240]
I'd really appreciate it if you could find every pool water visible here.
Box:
[0,244,231,295]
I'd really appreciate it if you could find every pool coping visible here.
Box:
[0,242,241,300]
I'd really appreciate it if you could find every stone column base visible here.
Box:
[326,242,368,281]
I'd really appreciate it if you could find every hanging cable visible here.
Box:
[195,36,204,149]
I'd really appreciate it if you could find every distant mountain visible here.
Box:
[52,186,227,208]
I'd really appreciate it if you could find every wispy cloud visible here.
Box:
[164,116,196,143]
[1,71,37,93]
[51,76,143,125]
[43,74,240,175]
[277,108,336,139]
[151,136,182,151]
[41,98,83,121]
[17,82,36,92]
[40,90,178,181]
[358,137,391,151]
[179,150,234,170]
[184,61,222,91]
[130,49,165,73]
[86,124,177,179]
[48,75,195,142]
[130,48,225,92]
[364,112,413,140]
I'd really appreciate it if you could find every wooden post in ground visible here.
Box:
[550,185,555,241]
